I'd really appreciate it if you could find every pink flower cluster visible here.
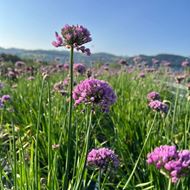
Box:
[0,95,11,108]
[74,63,86,74]
[73,78,117,112]
[147,145,190,183]
[87,148,119,169]
[147,91,160,102]
[148,100,168,114]
[181,59,190,67]
[52,24,92,55]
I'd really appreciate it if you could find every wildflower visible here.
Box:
[175,75,185,84]
[86,69,92,78]
[15,61,25,67]
[152,58,159,64]
[52,32,63,47]
[74,63,86,74]
[181,59,190,67]
[147,145,190,183]
[52,144,60,150]
[87,148,119,169]
[73,78,116,112]
[139,72,145,78]
[1,95,11,103]
[63,63,69,70]
[118,59,128,66]
[53,81,68,96]
[52,25,92,55]
[147,91,160,102]
[148,100,168,113]
[27,76,35,81]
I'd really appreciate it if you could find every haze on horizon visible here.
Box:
[1,0,190,57]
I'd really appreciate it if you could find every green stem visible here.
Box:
[74,108,92,190]
[123,113,157,189]
[34,79,45,189]
[171,85,179,138]
[98,169,102,190]
[167,178,172,190]
[47,80,52,188]
[64,45,74,190]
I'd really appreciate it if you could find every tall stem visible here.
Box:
[167,178,172,190]
[64,45,74,190]
[98,169,102,190]
[123,113,157,189]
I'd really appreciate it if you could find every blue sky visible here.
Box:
[1,0,190,56]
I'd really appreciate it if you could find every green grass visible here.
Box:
[0,65,190,190]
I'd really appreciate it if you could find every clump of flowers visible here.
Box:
[138,72,145,78]
[148,100,168,114]
[175,75,185,84]
[74,63,86,74]
[147,91,160,102]
[53,80,68,96]
[15,61,25,67]
[147,145,190,183]
[87,148,119,170]
[63,63,69,70]
[181,59,190,67]
[1,95,11,103]
[73,78,117,112]
[118,59,128,66]
[52,24,92,55]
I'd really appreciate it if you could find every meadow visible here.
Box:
[0,25,190,190]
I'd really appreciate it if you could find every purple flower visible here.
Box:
[181,59,190,67]
[147,145,177,167]
[147,146,190,183]
[52,32,63,47]
[63,63,69,70]
[1,95,11,103]
[118,59,128,65]
[73,78,117,112]
[148,100,168,113]
[87,148,119,169]
[52,25,92,55]
[147,91,160,102]
[138,72,145,78]
[15,61,25,67]
[74,63,86,74]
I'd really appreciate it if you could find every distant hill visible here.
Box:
[0,47,189,69]
[0,47,121,65]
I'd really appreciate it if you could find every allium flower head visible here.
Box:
[139,72,145,78]
[147,145,190,183]
[74,63,86,74]
[118,59,128,65]
[87,148,119,169]
[73,78,117,112]
[181,59,190,67]
[1,95,11,103]
[15,61,25,67]
[148,100,168,113]
[52,32,63,47]
[52,25,92,55]
[147,91,160,102]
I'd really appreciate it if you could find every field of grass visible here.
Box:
[0,58,190,190]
